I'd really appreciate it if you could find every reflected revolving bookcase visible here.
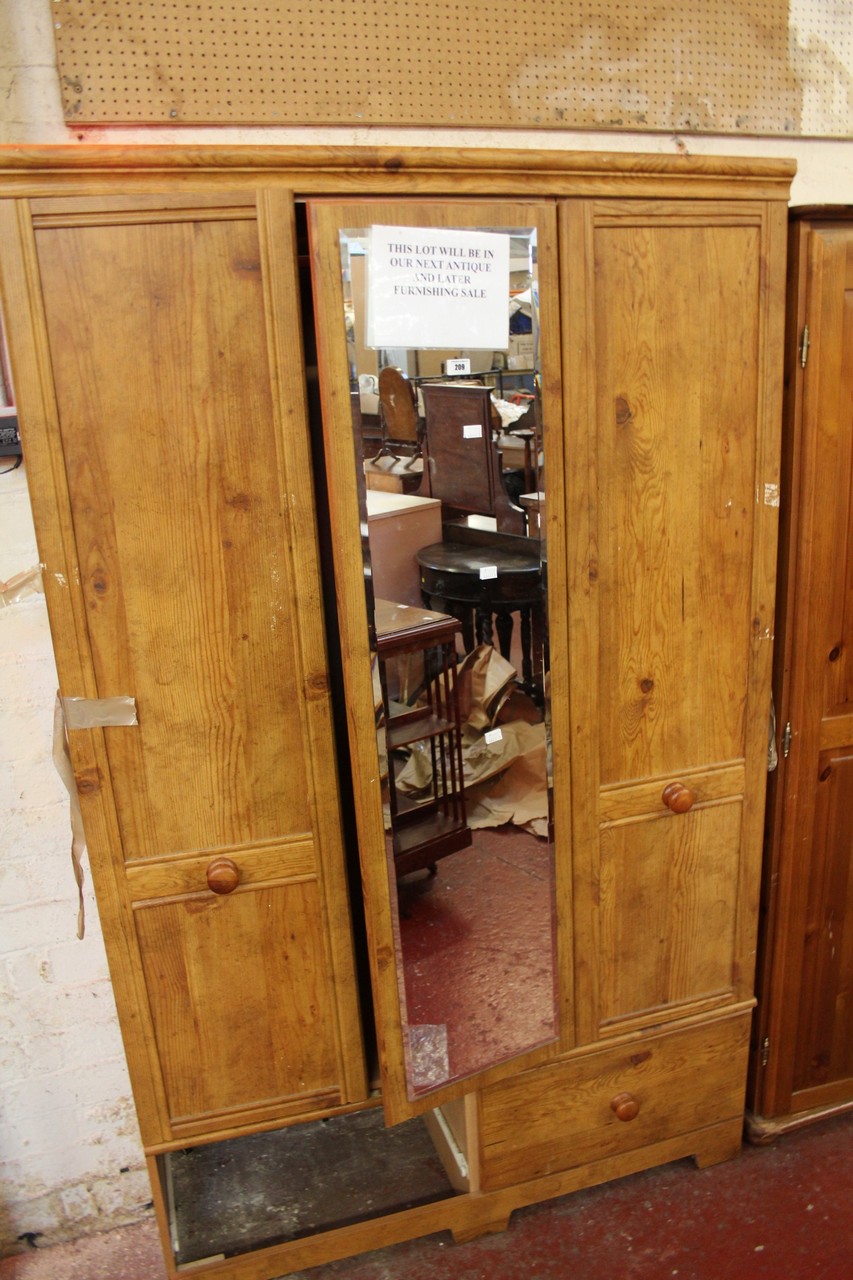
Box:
[374,598,471,878]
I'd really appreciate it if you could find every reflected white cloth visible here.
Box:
[491,396,529,428]
[358,373,380,416]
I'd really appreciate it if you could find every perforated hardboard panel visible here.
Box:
[52,1,852,136]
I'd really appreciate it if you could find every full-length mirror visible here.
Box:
[307,197,563,1111]
[310,204,564,1113]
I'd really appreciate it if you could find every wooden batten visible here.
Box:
[0,145,796,203]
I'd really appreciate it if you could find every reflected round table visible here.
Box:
[415,539,546,699]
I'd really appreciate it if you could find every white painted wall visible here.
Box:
[0,0,851,1257]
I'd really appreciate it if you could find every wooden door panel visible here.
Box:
[36,216,312,859]
[598,801,741,1031]
[15,194,368,1144]
[791,749,853,1101]
[756,223,853,1119]
[564,199,784,1044]
[822,239,853,718]
[595,222,759,787]
[134,875,343,1137]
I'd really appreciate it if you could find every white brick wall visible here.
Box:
[0,0,64,145]
[1,0,852,1260]
[0,462,151,1255]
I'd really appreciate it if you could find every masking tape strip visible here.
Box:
[52,694,87,940]
[62,695,138,730]
[0,565,44,607]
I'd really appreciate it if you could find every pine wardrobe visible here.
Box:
[0,148,792,1279]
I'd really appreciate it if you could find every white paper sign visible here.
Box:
[463,424,483,439]
[479,565,498,580]
[366,225,510,350]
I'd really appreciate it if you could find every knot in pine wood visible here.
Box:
[75,767,103,796]
[615,396,633,427]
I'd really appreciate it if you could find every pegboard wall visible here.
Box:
[52,0,853,136]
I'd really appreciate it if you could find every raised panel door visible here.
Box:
[4,192,367,1144]
[34,214,314,859]
[562,200,785,1042]
[598,801,743,1027]
[792,749,853,1102]
[133,874,344,1139]
[754,221,853,1122]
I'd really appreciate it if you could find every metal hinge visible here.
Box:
[761,1036,770,1068]
[782,721,792,758]
[800,325,810,368]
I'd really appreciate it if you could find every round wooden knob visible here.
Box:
[662,781,696,813]
[611,1091,640,1122]
[206,857,241,895]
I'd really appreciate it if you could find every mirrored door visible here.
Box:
[308,200,571,1123]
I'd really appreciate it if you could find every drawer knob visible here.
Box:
[662,781,696,813]
[206,857,241,895]
[611,1091,640,1122]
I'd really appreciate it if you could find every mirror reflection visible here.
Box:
[340,226,557,1099]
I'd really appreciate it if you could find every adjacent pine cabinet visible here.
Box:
[0,148,792,1279]
[749,209,853,1138]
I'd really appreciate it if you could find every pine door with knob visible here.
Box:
[562,199,785,1050]
[413,193,788,1192]
[0,189,368,1147]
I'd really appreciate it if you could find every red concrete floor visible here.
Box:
[2,1112,853,1279]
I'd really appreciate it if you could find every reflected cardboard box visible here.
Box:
[507,334,534,369]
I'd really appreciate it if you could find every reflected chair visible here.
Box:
[374,366,422,463]
[419,383,526,535]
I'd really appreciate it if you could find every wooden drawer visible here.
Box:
[477,1012,750,1191]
